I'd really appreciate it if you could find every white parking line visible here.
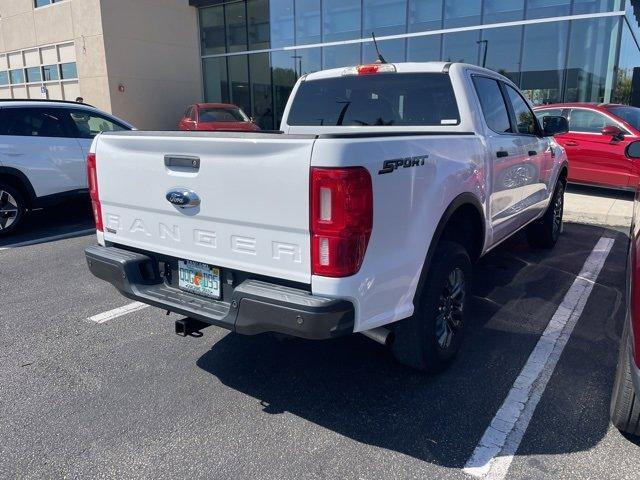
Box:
[88,302,149,324]
[463,236,614,480]
[0,228,96,250]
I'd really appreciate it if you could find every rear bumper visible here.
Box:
[85,245,354,339]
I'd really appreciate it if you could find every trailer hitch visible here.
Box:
[175,318,210,337]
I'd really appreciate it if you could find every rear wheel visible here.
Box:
[526,180,564,249]
[610,320,640,437]
[391,241,471,373]
[0,182,25,237]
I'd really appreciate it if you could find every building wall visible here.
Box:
[100,0,202,130]
[0,0,111,111]
[196,0,635,128]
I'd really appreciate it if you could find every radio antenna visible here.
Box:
[371,33,387,64]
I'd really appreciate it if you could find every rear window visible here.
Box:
[200,108,249,123]
[607,106,640,131]
[287,73,460,127]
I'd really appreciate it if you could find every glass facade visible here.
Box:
[197,0,638,128]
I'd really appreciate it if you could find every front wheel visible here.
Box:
[391,241,472,373]
[526,180,564,249]
[0,182,25,237]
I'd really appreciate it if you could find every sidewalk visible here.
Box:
[564,185,633,229]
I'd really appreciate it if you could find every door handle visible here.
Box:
[528,150,537,156]
[565,141,579,147]
[496,151,509,158]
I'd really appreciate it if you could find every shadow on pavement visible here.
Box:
[0,199,94,248]
[196,223,629,468]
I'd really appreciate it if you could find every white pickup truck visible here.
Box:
[85,62,569,372]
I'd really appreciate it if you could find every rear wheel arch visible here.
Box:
[0,168,36,209]
[559,165,568,185]
[413,193,485,306]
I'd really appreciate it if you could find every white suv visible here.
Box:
[0,100,132,236]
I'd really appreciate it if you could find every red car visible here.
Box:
[534,103,640,190]
[178,103,260,132]
[611,184,640,437]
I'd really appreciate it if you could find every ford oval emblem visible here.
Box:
[166,188,201,209]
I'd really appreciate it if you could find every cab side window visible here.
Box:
[0,107,69,137]
[504,85,538,135]
[68,109,127,139]
[569,109,617,133]
[473,76,512,134]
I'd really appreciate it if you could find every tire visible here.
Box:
[610,319,640,437]
[391,241,472,373]
[526,180,564,249]
[0,182,25,237]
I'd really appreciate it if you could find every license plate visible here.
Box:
[178,260,221,299]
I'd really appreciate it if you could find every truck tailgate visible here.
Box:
[95,132,315,284]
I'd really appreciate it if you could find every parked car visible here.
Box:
[534,103,640,190]
[611,180,640,437]
[178,103,260,132]
[0,99,133,236]
[85,62,568,372]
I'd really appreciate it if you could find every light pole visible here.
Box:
[291,55,302,78]
[477,39,488,68]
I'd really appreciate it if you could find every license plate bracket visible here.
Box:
[178,260,221,300]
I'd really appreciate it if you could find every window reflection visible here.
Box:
[526,0,571,20]
[565,17,618,103]
[295,0,321,45]
[226,1,248,53]
[228,55,251,115]
[572,0,620,15]
[363,0,407,37]
[322,43,361,69]
[200,6,225,55]
[270,0,294,48]
[481,26,522,83]
[442,31,479,64]
[408,0,442,32]
[483,0,524,24]
[613,22,640,105]
[271,50,298,126]
[407,35,441,61]
[203,57,229,103]
[248,0,270,50]
[323,0,361,42]
[249,53,273,129]
[520,22,569,104]
[444,0,481,28]
[362,39,406,63]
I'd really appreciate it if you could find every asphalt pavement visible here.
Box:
[0,200,639,479]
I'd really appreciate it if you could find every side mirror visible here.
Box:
[542,116,569,137]
[602,125,625,141]
[627,140,640,159]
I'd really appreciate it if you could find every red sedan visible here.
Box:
[611,186,640,437]
[178,103,260,132]
[534,103,640,190]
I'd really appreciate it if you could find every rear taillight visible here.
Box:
[86,152,103,232]
[311,167,372,277]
